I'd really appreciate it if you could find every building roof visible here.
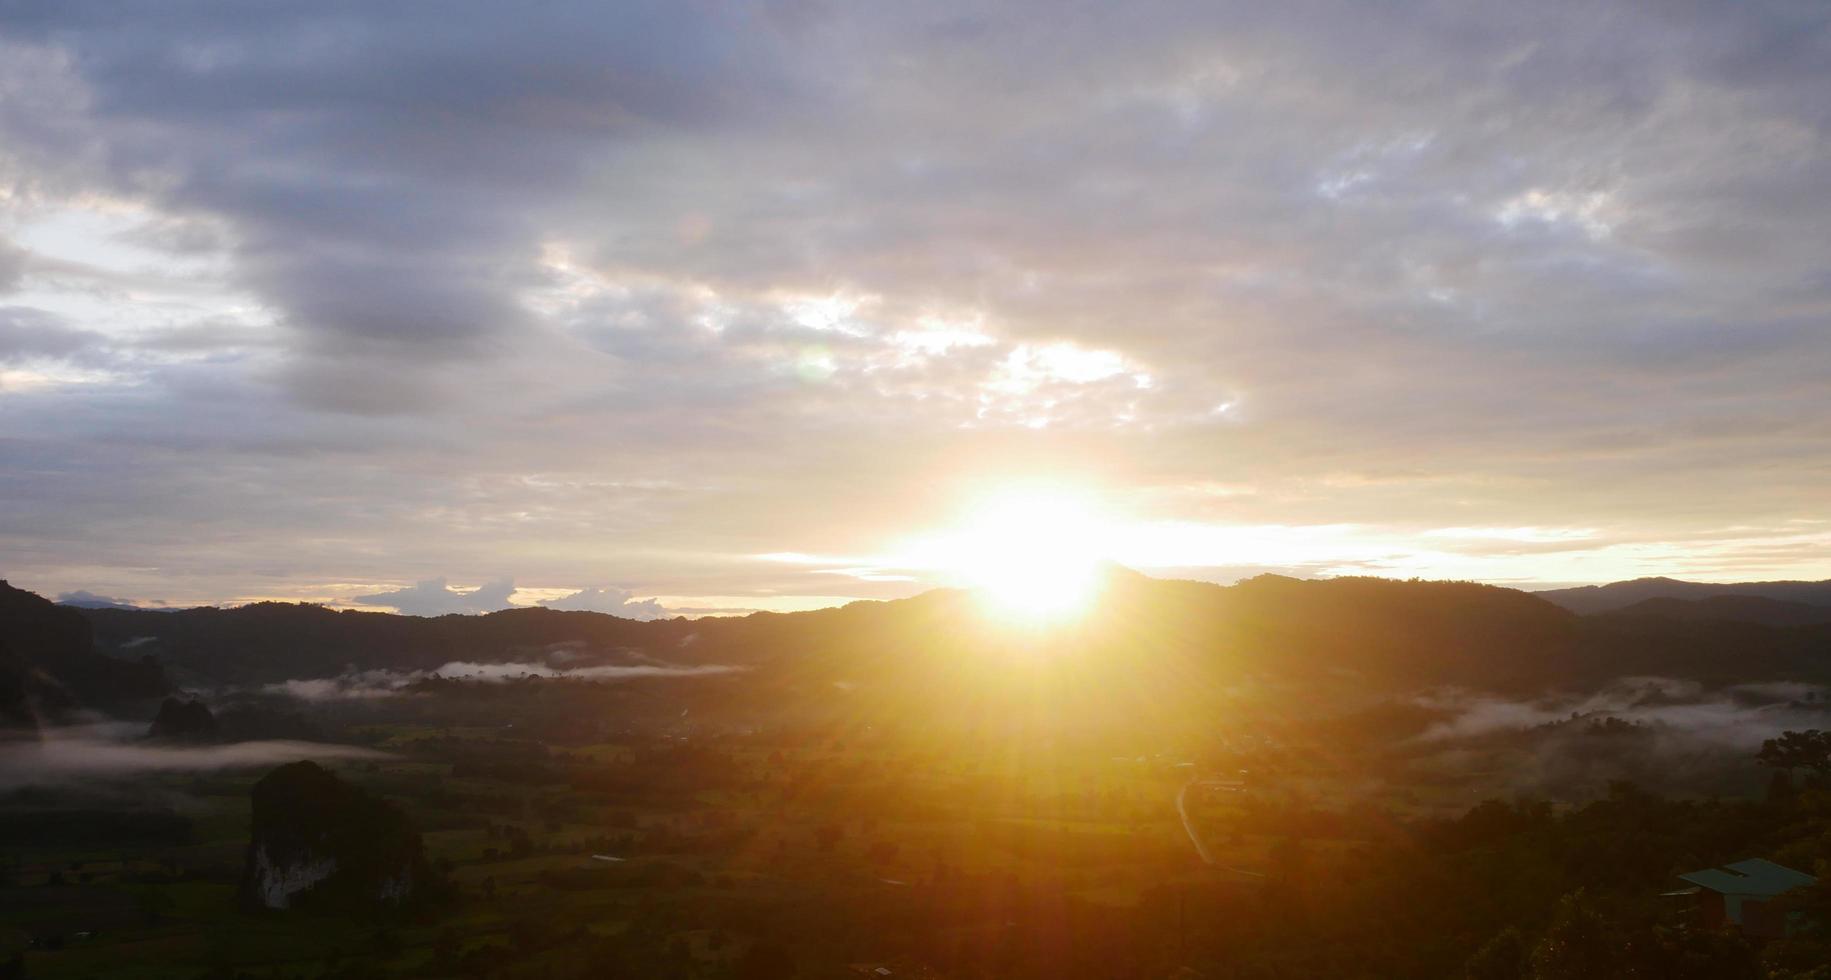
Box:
[1678,858,1816,898]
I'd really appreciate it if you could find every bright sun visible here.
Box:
[928,487,1112,622]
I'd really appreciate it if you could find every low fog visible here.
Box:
[262,659,745,702]
[0,723,386,788]
[1406,677,1831,799]
[1419,677,1831,746]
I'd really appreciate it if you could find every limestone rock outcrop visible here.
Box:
[146,697,219,741]
[237,760,429,912]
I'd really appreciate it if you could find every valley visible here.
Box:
[6,573,1831,976]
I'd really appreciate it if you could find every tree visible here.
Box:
[1465,927,1528,980]
[1623,924,1757,980]
[1757,730,1831,781]
[1764,878,1831,977]
[1768,768,1798,803]
[1530,891,1617,980]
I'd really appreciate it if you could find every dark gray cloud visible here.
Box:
[0,239,26,292]
[0,307,104,363]
[0,0,815,410]
[0,1,1826,604]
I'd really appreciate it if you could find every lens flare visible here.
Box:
[918,486,1112,623]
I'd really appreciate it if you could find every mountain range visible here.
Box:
[1535,576,1831,616]
[5,570,1831,738]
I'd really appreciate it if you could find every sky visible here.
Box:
[1,1,1828,616]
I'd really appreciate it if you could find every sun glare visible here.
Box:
[924,487,1113,622]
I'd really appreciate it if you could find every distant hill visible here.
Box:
[146,697,220,742]
[3,572,1826,741]
[76,599,702,686]
[1536,576,1831,614]
[0,580,168,731]
[27,571,1830,726]
[1604,595,1831,628]
[85,569,1575,682]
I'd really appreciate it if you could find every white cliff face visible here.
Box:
[249,844,339,909]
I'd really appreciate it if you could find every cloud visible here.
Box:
[0,2,1827,605]
[56,589,142,610]
[0,2,811,413]
[539,586,669,620]
[0,307,104,363]
[353,577,517,616]
[0,239,27,293]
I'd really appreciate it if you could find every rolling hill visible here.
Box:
[0,581,168,732]
[1536,576,1831,614]
[1604,595,1831,628]
[5,571,1819,736]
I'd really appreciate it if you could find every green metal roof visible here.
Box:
[1678,858,1815,898]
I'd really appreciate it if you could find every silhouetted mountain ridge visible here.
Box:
[1605,595,1831,627]
[0,580,168,731]
[78,600,702,686]
[11,573,1829,732]
[147,697,220,742]
[1536,576,1831,614]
